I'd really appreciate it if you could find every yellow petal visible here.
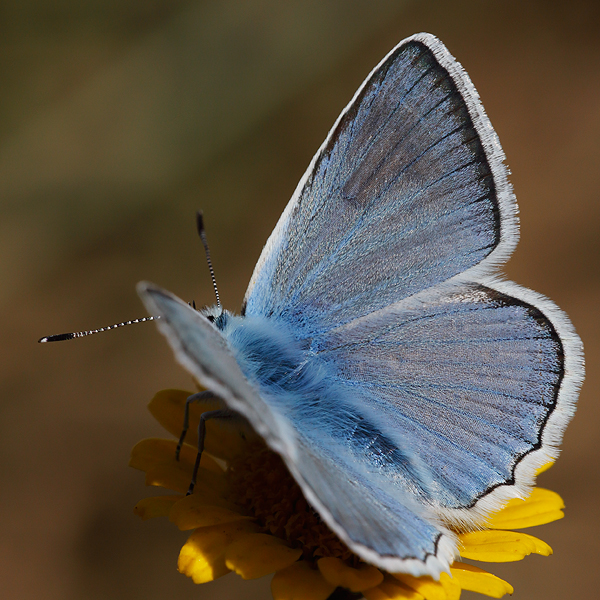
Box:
[439,572,461,600]
[148,390,207,434]
[133,495,182,520]
[317,557,383,592]
[170,501,252,530]
[486,488,565,529]
[392,573,447,600]
[459,530,552,562]
[177,520,261,583]
[144,464,224,495]
[450,562,513,598]
[130,438,227,494]
[205,418,253,462]
[130,437,223,474]
[271,561,336,600]
[536,460,554,475]
[224,533,302,579]
[394,573,461,600]
[144,460,228,495]
[169,492,246,529]
[364,575,425,600]
[148,389,217,446]
[148,388,249,461]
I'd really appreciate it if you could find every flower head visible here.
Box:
[130,389,566,600]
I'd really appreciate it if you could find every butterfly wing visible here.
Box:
[137,283,296,457]
[312,280,582,526]
[243,33,517,338]
[138,282,457,577]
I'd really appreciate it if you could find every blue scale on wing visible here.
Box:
[223,312,451,563]
[313,284,564,509]
[227,311,490,514]
[291,433,446,564]
[244,41,500,338]
[225,314,435,499]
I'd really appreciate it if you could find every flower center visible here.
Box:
[227,443,357,565]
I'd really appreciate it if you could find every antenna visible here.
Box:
[39,212,221,343]
[38,316,160,343]
[196,211,221,309]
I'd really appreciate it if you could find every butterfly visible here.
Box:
[138,33,583,578]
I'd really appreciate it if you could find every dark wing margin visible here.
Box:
[243,33,517,337]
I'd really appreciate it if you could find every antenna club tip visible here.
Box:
[196,211,205,234]
[38,332,76,343]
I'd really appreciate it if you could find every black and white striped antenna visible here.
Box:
[196,211,221,309]
[39,211,221,343]
[38,316,160,343]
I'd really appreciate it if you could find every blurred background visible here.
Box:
[2,1,598,598]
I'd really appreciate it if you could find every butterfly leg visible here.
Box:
[188,409,232,495]
[175,391,217,460]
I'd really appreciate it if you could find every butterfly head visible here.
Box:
[200,304,229,331]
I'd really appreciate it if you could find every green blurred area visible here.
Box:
[2,1,599,599]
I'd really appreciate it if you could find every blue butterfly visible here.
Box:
[138,33,583,578]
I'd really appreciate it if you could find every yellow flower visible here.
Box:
[130,389,566,600]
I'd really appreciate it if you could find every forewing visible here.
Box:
[138,282,458,576]
[137,283,295,457]
[243,33,517,336]
[286,434,457,578]
[313,281,583,523]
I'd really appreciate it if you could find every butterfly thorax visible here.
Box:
[216,312,322,400]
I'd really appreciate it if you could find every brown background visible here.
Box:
[2,1,598,598]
